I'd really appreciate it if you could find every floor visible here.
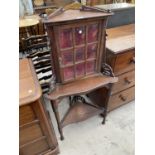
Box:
[45,98,135,155]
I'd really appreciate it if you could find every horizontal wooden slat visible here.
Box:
[20,119,39,129]
[20,136,49,155]
[20,136,46,149]
[20,123,43,145]
[19,105,36,126]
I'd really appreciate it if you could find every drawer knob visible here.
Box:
[124,77,132,84]
[119,94,127,101]
[130,57,135,64]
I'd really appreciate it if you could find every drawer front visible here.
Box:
[20,137,49,155]
[20,123,43,145]
[112,70,135,94]
[108,86,135,111]
[19,100,58,155]
[114,50,135,75]
[19,105,36,126]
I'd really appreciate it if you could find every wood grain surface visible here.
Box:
[19,58,42,106]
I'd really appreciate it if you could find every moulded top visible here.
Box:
[106,24,135,53]
[19,59,42,106]
[43,9,113,24]
[106,24,135,39]
[106,34,135,54]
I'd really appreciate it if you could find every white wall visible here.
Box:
[19,0,34,18]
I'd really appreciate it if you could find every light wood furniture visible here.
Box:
[19,15,46,52]
[19,15,40,52]
[19,58,59,155]
[19,15,40,36]
[19,16,40,28]
[106,24,135,111]
[44,9,118,140]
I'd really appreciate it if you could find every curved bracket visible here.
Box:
[71,96,86,104]
[102,63,115,77]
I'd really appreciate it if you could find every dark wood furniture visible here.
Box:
[32,0,73,14]
[44,10,115,84]
[106,24,135,111]
[19,58,59,155]
[43,9,118,140]
[32,0,56,14]
[96,3,135,28]
[19,15,46,52]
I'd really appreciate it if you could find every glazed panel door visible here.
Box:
[54,20,103,83]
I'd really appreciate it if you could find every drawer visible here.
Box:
[20,137,49,155]
[111,70,135,94]
[114,50,135,75]
[20,123,43,145]
[108,86,135,111]
[19,105,36,126]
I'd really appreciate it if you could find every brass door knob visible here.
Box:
[124,77,132,84]
[130,57,135,64]
[119,94,127,101]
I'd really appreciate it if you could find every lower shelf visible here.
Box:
[61,101,104,127]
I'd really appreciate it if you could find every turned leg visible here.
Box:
[51,100,64,140]
[69,96,72,107]
[102,83,113,124]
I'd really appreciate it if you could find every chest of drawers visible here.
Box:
[106,24,135,111]
[19,59,59,155]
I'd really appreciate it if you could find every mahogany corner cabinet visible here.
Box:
[43,9,118,140]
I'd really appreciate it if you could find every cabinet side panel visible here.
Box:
[98,18,107,68]
[46,25,61,83]
[32,99,58,150]
[106,49,116,70]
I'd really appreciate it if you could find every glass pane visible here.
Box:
[59,28,73,48]
[62,50,73,65]
[87,44,97,59]
[63,66,74,81]
[75,26,86,45]
[88,23,99,43]
[75,63,85,77]
[75,47,85,62]
[86,61,96,74]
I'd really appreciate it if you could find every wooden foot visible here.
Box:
[60,136,64,141]
[101,83,113,125]
[102,112,106,124]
